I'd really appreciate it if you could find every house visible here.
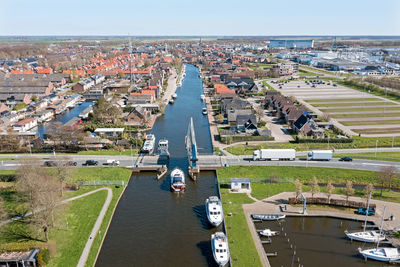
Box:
[236,114,257,133]
[214,84,236,98]
[91,73,105,85]
[0,103,8,113]
[33,109,53,123]
[123,106,152,126]
[225,77,258,93]
[222,98,249,112]
[293,114,312,136]
[13,117,38,132]
[94,128,124,137]
[230,178,251,193]
[227,109,253,124]
[82,136,110,149]
[126,94,153,105]
[72,78,95,92]
[0,94,31,108]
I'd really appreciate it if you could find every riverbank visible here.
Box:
[162,68,178,102]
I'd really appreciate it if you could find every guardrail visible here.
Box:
[77,180,126,187]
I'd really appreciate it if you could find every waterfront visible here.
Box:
[95,64,220,266]
[258,216,393,267]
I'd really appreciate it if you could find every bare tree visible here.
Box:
[364,184,375,201]
[255,106,264,122]
[295,179,303,200]
[326,181,334,203]
[53,157,73,196]
[344,180,355,203]
[310,176,320,198]
[378,166,397,195]
[0,196,8,221]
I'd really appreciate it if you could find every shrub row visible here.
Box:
[220,135,274,144]
[294,137,353,143]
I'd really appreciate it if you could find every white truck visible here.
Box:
[307,150,333,161]
[253,149,296,161]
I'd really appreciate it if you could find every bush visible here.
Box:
[294,136,353,143]
[37,249,50,267]
[257,121,266,127]
[220,135,274,144]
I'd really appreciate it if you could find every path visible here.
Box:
[162,68,178,102]
[77,187,112,267]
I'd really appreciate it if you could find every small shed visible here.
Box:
[230,178,251,192]
[0,249,39,267]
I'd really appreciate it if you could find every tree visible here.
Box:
[255,107,264,122]
[294,179,303,200]
[215,114,224,124]
[31,95,38,103]
[54,157,73,196]
[344,180,355,203]
[310,176,320,198]
[0,196,8,221]
[16,158,61,241]
[378,166,397,195]
[326,181,334,203]
[364,184,374,201]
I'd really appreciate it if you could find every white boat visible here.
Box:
[202,108,207,115]
[170,168,185,192]
[169,99,174,104]
[141,134,156,154]
[158,138,169,156]
[172,93,177,99]
[252,214,286,221]
[211,232,230,267]
[259,229,280,237]
[200,94,205,101]
[345,230,385,243]
[358,247,400,262]
[205,196,223,227]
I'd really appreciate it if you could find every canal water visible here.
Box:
[37,101,93,138]
[96,64,221,266]
[258,216,392,267]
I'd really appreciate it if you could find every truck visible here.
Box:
[307,150,333,161]
[253,149,296,161]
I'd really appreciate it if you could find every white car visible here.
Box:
[105,159,120,166]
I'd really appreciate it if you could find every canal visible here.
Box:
[96,64,220,266]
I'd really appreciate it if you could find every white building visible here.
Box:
[13,117,37,132]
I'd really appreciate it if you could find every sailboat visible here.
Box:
[345,192,386,243]
[358,206,400,262]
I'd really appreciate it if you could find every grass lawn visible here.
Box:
[0,167,131,266]
[226,136,400,155]
[340,120,400,126]
[313,102,393,107]
[76,150,139,156]
[219,187,261,266]
[262,81,275,90]
[333,112,400,119]
[354,128,400,135]
[298,69,318,77]
[305,98,381,103]
[320,106,400,113]
[334,152,400,162]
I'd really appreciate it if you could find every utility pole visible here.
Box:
[375,140,378,158]
[392,136,395,148]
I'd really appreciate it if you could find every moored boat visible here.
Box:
[205,196,223,227]
[141,134,156,154]
[200,94,205,101]
[252,214,286,221]
[172,93,177,99]
[169,99,174,104]
[211,232,230,266]
[202,107,207,115]
[259,229,280,237]
[158,138,169,156]
[170,168,185,192]
[345,230,385,243]
[358,247,400,262]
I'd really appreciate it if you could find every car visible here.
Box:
[339,156,353,162]
[65,161,78,166]
[44,160,57,167]
[105,159,120,166]
[82,160,99,166]
[355,207,375,216]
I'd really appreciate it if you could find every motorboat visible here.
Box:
[358,247,400,262]
[259,229,280,237]
[252,214,286,221]
[345,230,385,243]
[205,196,224,227]
[141,134,156,154]
[202,108,207,115]
[211,232,230,267]
[200,94,205,101]
[172,93,177,99]
[169,99,174,104]
[158,138,169,156]
[170,168,186,192]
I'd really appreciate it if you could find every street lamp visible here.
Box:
[375,140,379,158]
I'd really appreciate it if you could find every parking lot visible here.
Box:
[268,80,400,137]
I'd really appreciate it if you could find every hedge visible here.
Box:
[37,249,50,267]
[294,137,353,143]
[220,135,274,144]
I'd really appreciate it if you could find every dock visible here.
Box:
[128,155,168,173]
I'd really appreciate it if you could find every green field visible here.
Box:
[305,98,381,103]
[0,167,131,266]
[332,112,400,119]
[76,149,139,156]
[354,128,400,135]
[298,69,318,77]
[334,152,400,162]
[313,102,393,107]
[320,106,400,113]
[340,120,400,126]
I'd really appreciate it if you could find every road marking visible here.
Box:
[362,163,391,167]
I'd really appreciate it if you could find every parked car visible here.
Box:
[44,160,57,167]
[65,161,78,166]
[82,160,99,166]
[339,156,353,162]
[355,207,375,216]
[105,159,120,166]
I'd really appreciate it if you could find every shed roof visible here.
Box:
[231,178,251,183]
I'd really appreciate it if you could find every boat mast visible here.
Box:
[376,206,387,249]
[363,192,372,232]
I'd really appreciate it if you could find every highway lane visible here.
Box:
[1,156,398,172]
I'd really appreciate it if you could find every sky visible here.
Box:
[0,0,399,36]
